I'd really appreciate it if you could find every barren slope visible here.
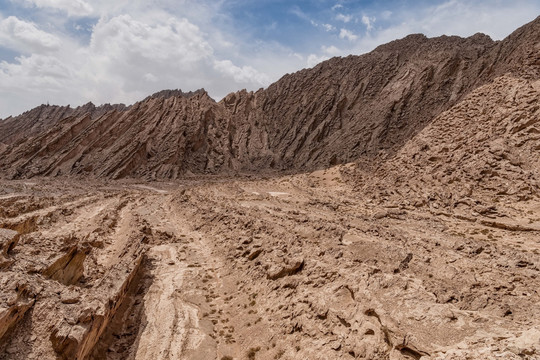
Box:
[1,16,538,179]
[354,75,540,213]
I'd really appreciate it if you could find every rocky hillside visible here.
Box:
[0,17,538,179]
[0,103,128,146]
[352,75,540,210]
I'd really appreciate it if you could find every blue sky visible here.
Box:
[0,0,539,118]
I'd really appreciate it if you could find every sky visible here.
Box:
[0,0,539,118]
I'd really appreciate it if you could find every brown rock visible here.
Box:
[0,228,19,255]
[267,258,304,280]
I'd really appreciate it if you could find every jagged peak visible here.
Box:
[144,88,208,102]
[373,33,428,52]
[469,32,493,43]
[373,31,496,54]
[17,103,69,117]
[219,89,254,105]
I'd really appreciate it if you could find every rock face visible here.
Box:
[0,102,128,146]
[355,75,540,209]
[0,16,538,179]
[0,228,19,256]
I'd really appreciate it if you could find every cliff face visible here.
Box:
[0,103,128,146]
[228,32,496,171]
[0,16,538,179]
[353,75,540,209]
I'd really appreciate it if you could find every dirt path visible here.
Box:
[90,194,221,360]
[134,244,206,359]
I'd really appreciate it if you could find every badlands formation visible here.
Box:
[0,16,539,360]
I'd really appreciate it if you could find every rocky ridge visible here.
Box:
[0,16,538,179]
[0,103,128,146]
[353,75,540,209]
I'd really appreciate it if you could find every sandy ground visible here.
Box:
[0,167,539,360]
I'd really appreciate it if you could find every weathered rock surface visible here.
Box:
[0,275,36,343]
[0,102,128,146]
[354,75,540,212]
[0,146,539,360]
[0,228,18,255]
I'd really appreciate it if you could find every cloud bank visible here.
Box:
[0,0,538,118]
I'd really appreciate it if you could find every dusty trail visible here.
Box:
[135,244,204,359]
[0,172,539,360]
[132,196,218,360]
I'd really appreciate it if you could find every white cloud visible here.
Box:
[90,15,212,65]
[361,15,375,32]
[322,45,341,56]
[307,54,328,67]
[0,16,61,53]
[339,28,358,41]
[0,53,78,116]
[322,23,335,32]
[0,11,286,117]
[213,60,271,85]
[332,4,343,11]
[83,14,272,102]
[75,14,217,102]
[335,13,353,23]
[307,45,343,67]
[19,0,93,17]
[0,54,71,87]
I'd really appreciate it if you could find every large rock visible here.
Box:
[0,228,19,255]
[0,274,36,342]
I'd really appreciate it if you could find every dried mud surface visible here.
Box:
[0,168,539,360]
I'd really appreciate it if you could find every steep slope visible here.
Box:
[225,16,540,171]
[488,15,540,80]
[0,103,128,146]
[353,74,540,216]
[0,16,538,179]
[225,32,496,170]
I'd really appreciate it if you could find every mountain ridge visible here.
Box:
[0,16,538,179]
